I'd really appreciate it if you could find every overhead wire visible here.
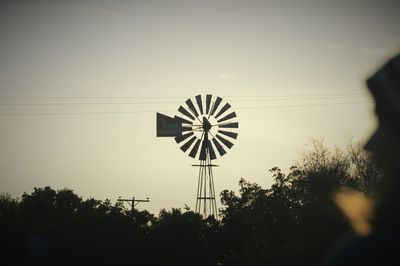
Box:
[0,92,368,100]
[0,94,370,106]
[0,101,371,117]
[237,101,369,110]
[0,93,372,117]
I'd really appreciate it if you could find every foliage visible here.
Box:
[218,140,381,265]
[0,141,381,265]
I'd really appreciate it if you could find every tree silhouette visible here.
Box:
[0,140,381,266]
[218,140,380,265]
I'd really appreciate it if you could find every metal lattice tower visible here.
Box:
[194,132,218,217]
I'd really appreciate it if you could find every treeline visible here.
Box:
[0,141,381,266]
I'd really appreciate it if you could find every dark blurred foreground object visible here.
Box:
[323,54,400,265]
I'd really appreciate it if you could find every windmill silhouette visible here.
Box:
[157,94,239,217]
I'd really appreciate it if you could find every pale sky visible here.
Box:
[1,0,399,214]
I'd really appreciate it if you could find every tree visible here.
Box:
[218,140,381,266]
[0,140,381,266]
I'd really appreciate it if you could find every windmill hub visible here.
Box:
[202,117,212,132]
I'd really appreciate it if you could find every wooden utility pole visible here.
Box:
[117,197,150,213]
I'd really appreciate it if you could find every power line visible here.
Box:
[226,93,368,98]
[0,101,370,117]
[0,102,183,106]
[237,101,370,110]
[0,96,185,100]
[0,110,175,116]
[231,95,370,102]
[0,95,371,106]
[0,92,368,100]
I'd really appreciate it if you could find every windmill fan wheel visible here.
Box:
[174,94,239,161]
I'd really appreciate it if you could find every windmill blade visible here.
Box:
[199,138,207,160]
[175,132,194,144]
[186,98,199,118]
[189,139,201,158]
[208,140,217,160]
[180,136,197,152]
[195,95,204,115]
[205,94,212,114]
[217,111,236,123]
[178,106,195,121]
[210,97,222,116]
[219,122,239,129]
[182,126,192,132]
[216,134,234,149]
[174,115,193,125]
[212,138,226,156]
[215,103,231,119]
[218,130,238,139]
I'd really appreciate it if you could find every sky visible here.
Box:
[1,0,399,214]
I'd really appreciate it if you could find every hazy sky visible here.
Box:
[1,0,399,214]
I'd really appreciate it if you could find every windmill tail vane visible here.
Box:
[156,94,239,218]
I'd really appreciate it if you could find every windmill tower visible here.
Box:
[157,94,239,218]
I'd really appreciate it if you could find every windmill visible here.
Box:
[156,94,239,218]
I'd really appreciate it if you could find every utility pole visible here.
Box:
[117,197,150,213]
